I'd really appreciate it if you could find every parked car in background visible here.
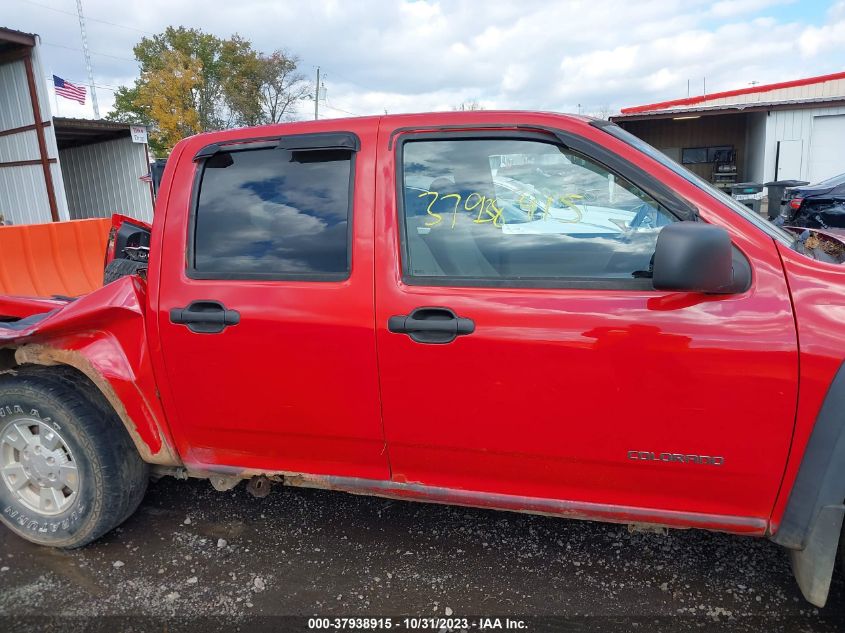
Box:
[778,173,845,228]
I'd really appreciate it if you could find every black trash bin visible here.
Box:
[150,159,168,197]
[731,183,764,214]
[764,180,810,220]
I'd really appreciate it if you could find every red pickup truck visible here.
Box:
[1,112,844,607]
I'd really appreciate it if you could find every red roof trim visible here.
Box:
[621,70,845,114]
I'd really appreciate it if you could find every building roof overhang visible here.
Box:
[53,117,138,150]
[610,96,845,123]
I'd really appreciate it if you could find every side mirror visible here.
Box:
[652,222,737,294]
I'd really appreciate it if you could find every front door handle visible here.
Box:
[388,307,475,344]
[170,300,240,334]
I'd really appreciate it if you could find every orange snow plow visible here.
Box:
[0,218,111,299]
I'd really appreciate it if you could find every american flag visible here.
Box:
[139,173,152,183]
[53,75,86,105]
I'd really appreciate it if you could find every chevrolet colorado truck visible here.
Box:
[1,112,845,608]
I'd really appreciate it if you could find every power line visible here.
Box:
[45,74,120,93]
[309,65,368,116]
[323,100,360,117]
[14,0,156,35]
[316,66,364,90]
[70,80,118,93]
[42,40,137,63]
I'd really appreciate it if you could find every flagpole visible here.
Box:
[49,72,60,117]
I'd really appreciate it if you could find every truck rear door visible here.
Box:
[154,119,388,479]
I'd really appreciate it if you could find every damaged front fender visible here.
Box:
[0,277,180,466]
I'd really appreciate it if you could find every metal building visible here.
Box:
[55,118,154,221]
[610,72,845,187]
[0,27,154,226]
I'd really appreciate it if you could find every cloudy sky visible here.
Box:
[5,0,845,121]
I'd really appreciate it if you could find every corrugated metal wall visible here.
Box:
[744,112,767,183]
[59,136,154,222]
[32,45,70,221]
[762,105,845,182]
[0,45,70,224]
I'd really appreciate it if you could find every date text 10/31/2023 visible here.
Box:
[307,617,528,630]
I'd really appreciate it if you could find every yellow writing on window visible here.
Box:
[517,193,583,223]
[416,189,586,228]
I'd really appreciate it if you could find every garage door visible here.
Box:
[809,114,845,183]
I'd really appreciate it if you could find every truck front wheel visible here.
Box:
[0,369,148,547]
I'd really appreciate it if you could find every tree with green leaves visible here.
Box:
[108,27,310,155]
[224,50,311,127]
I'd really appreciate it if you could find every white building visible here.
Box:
[611,72,845,187]
[0,27,154,225]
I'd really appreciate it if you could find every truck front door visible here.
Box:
[155,120,388,480]
[374,115,798,526]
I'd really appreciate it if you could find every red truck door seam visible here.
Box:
[767,237,803,532]
[372,115,393,477]
[147,140,188,448]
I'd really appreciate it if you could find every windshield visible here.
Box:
[595,122,795,247]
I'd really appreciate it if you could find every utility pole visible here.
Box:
[314,66,320,120]
[75,0,99,118]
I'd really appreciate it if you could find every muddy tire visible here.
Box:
[103,258,146,286]
[0,369,148,548]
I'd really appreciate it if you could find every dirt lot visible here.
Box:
[1,476,844,632]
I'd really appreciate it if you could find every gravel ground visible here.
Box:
[1,477,844,632]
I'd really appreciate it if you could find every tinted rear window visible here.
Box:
[193,147,352,278]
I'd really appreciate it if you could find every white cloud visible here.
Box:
[5,0,845,122]
[559,46,640,80]
[710,0,794,18]
[798,1,845,57]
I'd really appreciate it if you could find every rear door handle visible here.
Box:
[388,307,474,344]
[170,300,240,334]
